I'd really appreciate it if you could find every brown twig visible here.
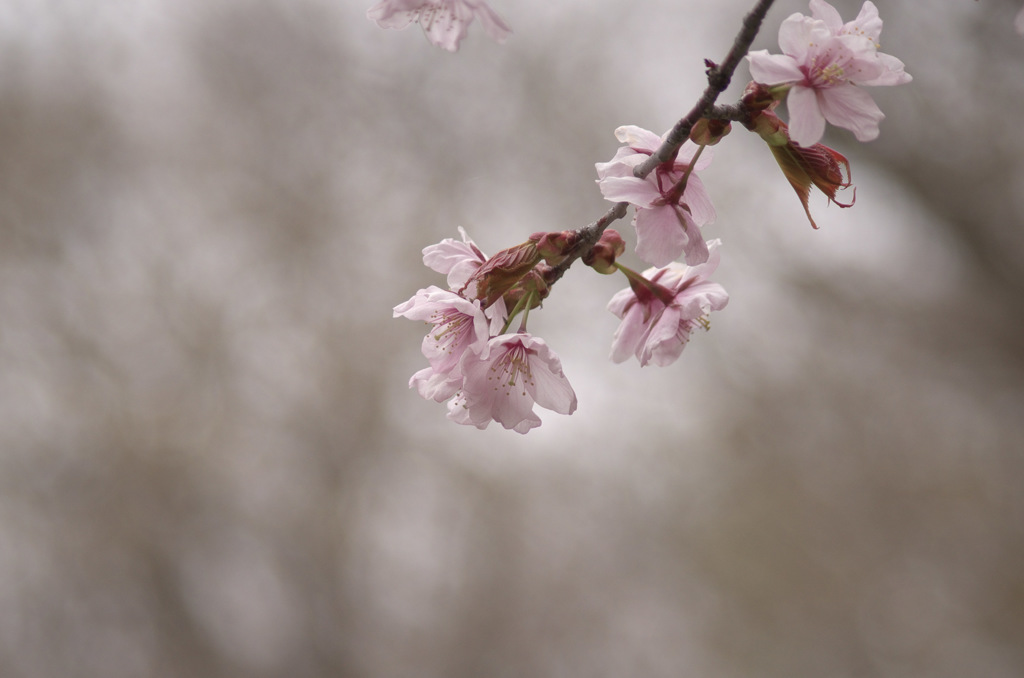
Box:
[547,0,777,286]
[633,0,777,178]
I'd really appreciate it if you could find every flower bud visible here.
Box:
[689,118,732,146]
[462,240,542,306]
[747,108,788,146]
[740,81,780,114]
[502,268,549,311]
[583,229,626,274]
[529,230,579,265]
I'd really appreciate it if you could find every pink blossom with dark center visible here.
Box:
[393,286,491,402]
[746,1,910,147]
[448,333,577,433]
[608,240,729,367]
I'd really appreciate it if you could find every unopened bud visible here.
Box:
[690,118,732,146]
[529,230,579,265]
[748,108,788,146]
[583,229,626,274]
[462,240,542,307]
[503,268,550,311]
[741,81,782,114]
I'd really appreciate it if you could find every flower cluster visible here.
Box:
[366,0,511,52]
[386,1,911,433]
[746,0,911,147]
[395,229,577,433]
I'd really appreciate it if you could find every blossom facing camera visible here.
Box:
[393,286,492,402]
[366,0,512,52]
[608,240,729,367]
[746,0,910,147]
[448,333,577,434]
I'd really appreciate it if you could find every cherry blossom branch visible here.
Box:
[704,102,752,122]
[547,201,629,284]
[632,0,777,177]
[547,0,776,286]
[392,0,916,433]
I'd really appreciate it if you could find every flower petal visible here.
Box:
[422,231,486,289]
[522,337,577,415]
[641,305,688,367]
[633,206,691,268]
[597,176,660,207]
[679,238,722,283]
[675,141,714,172]
[809,0,843,33]
[680,225,710,267]
[862,52,911,86]
[786,85,828,147]
[420,3,471,52]
[410,365,462,402]
[367,1,418,28]
[472,1,512,43]
[817,83,884,141]
[778,15,831,62]
[681,174,716,227]
[747,50,804,85]
[609,302,654,364]
[613,125,663,154]
[844,1,883,44]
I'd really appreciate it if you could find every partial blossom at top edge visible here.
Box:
[366,0,511,52]
[746,0,910,147]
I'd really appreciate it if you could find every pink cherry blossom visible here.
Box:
[448,333,577,434]
[366,0,511,52]
[422,226,487,291]
[607,240,729,367]
[808,0,910,87]
[419,228,508,333]
[393,286,491,401]
[596,126,716,267]
[746,1,910,147]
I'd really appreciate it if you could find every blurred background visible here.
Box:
[1,0,1022,676]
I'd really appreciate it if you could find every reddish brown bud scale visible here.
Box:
[751,111,854,229]
[530,230,580,265]
[463,240,542,307]
[740,81,780,114]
